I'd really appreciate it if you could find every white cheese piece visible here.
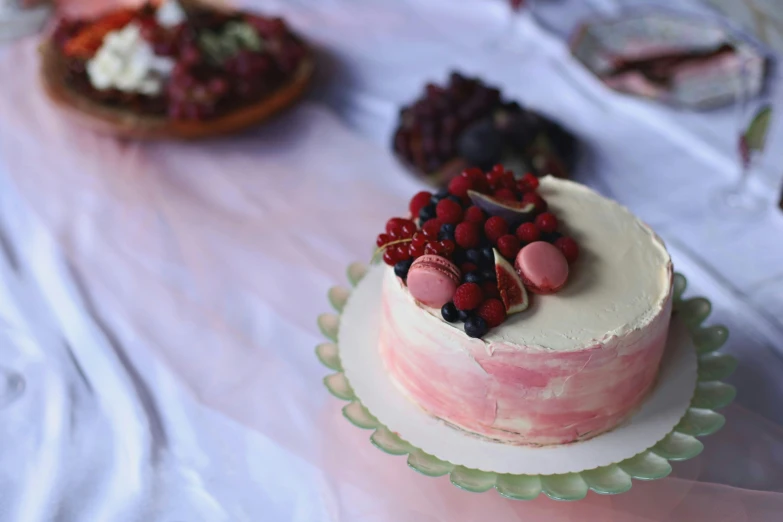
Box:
[85,22,175,96]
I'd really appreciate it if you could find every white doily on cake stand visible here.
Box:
[317,263,736,500]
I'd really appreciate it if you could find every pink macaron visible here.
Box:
[514,241,569,295]
[406,255,462,308]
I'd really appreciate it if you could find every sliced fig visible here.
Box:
[468,190,536,227]
[494,248,529,314]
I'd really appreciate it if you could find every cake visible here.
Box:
[375,168,672,446]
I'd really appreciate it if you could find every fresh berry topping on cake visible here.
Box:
[448,175,473,198]
[375,164,580,337]
[515,222,540,243]
[481,280,501,299]
[493,188,517,201]
[494,248,530,314]
[522,192,548,214]
[409,191,432,217]
[464,315,489,338]
[453,282,484,311]
[376,233,391,247]
[517,172,539,193]
[477,298,506,328]
[436,198,464,224]
[463,205,486,224]
[460,262,478,274]
[484,216,509,243]
[421,219,442,239]
[555,236,580,264]
[441,301,459,323]
[394,259,413,279]
[455,222,481,249]
[497,234,521,259]
[534,212,558,234]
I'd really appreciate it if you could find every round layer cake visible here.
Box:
[379,177,673,446]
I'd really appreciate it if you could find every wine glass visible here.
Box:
[712,47,771,218]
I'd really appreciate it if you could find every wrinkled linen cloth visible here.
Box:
[0,0,782,520]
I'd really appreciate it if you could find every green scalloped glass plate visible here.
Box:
[317,265,735,500]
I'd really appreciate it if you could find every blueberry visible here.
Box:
[394,259,413,280]
[465,272,482,284]
[457,117,504,170]
[466,249,481,264]
[481,247,495,263]
[419,203,436,222]
[465,316,488,338]
[479,236,493,248]
[447,195,463,204]
[441,302,459,323]
[431,189,449,205]
[542,231,563,243]
[439,223,456,241]
[458,310,472,322]
[481,268,496,282]
[452,249,467,264]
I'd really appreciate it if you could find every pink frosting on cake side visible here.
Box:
[379,270,673,446]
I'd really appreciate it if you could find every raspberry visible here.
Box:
[522,192,548,214]
[516,222,540,243]
[448,175,473,198]
[421,219,442,239]
[409,191,432,218]
[453,282,483,311]
[461,262,479,274]
[517,173,539,193]
[484,216,509,243]
[491,164,506,173]
[535,212,558,234]
[464,206,486,225]
[436,199,463,224]
[455,222,480,249]
[462,167,484,179]
[493,188,516,201]
[555,236,579,264]
[477,298,506,328]
[376,233,391,247]
[497,234,521,259]
[481,280,500,299]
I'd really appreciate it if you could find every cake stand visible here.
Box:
[316,262,736,500]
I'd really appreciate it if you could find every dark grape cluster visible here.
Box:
[392,72,578,186]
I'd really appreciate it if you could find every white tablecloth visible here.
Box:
[0,1,782,520]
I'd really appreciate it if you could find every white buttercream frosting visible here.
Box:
[390,176,672,352]
[86,23,175,95]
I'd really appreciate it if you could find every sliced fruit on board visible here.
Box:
[494,248,529,314]
[468,190,535,228]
